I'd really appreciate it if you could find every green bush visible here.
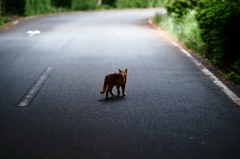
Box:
[164,0,197,21]
[115,0,147,8]
[115,0,164,8]
[234,59,240,70]
[156,10,205,55]
[25,0,52,16]
[24,0,71,16]
[180,10,205,53]
[72,0,97,10]
[196,0,240,63]
[223,71,240,85]
[162,0,240,67]
[96,4,113,10]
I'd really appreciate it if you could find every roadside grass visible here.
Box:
[155,11,240,85]
[155,10,205,56]
[234,59,240,70]
[0,16,11,26]
[223,71,240,85]
[96,5,114,10]
[24,6,72,16]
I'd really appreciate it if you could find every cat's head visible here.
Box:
[119,69,127,75]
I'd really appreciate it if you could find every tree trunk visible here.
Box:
[1,0,7,16]
[97,0,101,6]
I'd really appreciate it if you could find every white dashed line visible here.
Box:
[17,67,54,107]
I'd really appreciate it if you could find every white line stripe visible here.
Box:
[12,21,19,25]
[176,47,240,106]
[171,42,180,47]
[17,67,54,107]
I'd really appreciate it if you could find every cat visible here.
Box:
[100,69,127,99]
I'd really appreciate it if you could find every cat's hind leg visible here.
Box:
[108,85,115,97]
[106,90,109,99]
[121,85,126,96]
[110,90,115,96]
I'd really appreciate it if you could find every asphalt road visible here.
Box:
[1,9,240,159]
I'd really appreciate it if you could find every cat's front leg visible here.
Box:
[117,86,120,95]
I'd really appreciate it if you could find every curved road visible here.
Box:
[1,9,240,158]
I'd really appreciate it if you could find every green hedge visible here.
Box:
[71,0,97,10]
[196,0,240,64]
[164,0,198,21]
[2,0,164,16]
[24,0,71,16]
[160,0,240,67]
[25,0,52,16]
[115,0,164,8]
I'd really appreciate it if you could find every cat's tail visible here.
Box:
[100,76,108,94]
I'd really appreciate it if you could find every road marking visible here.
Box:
[12,21,19,25]
[26,30,41,37]
[17,67,54,107]
[171,42,240,106]
[148,19,153,24]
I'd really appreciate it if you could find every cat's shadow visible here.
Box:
[98,95,126,102]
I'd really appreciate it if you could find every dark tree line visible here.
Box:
[1,0,25,16]
[1,0,161,16]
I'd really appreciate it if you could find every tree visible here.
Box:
[0,0,2,16]
[1,0,6,15]
[98,0,102,6]
[51,0,71,8]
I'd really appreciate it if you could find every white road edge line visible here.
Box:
[171,42,240,106]
[12,21,19,25]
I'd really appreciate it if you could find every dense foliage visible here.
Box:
[164,0,197,21]
[196,0,240,64]
[159,0,240,68]
[25,0,52,16]
[115,0,164,8]
[72,0,97,10]
[102,0,116,7]
[3,0,26,15]
[0,0,164,16]
[52,0,71,8]
[155,0,240,83]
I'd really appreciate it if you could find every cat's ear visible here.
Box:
[119,69,121,72]
[125,69,127,73]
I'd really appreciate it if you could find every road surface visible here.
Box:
[0,9,240,159]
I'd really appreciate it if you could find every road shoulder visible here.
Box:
[148,18,240,106]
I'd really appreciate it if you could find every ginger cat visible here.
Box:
[100,69,127,99]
